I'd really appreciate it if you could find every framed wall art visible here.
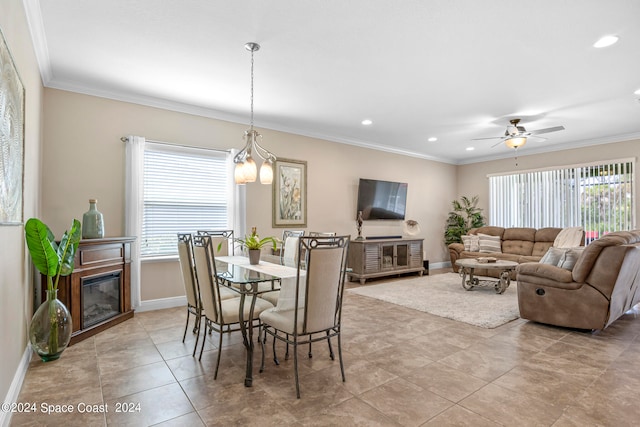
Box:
[0,26,25,225]
[272,158,307,227]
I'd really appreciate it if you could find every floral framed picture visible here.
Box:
[0,27,25,225]
[273,158,307,227]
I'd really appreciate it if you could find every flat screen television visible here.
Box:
[357,178,408,220]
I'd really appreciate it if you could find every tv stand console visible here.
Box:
[347,237,424,285]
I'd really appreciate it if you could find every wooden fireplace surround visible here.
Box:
[40,237,136,345]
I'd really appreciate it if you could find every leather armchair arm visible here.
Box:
[517,262,572,281]
[516,262,581,289]
[449,243,464,272]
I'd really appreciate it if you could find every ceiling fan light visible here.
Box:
[505,137,527,149]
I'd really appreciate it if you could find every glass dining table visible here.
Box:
[214,255,302,387]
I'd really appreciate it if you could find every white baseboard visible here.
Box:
[429,261,451,269]
[1,346,32,427]
[135,295,186,313]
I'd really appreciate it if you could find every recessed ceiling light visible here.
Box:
[361,119,372,125]
[428,137,437,142]
[593,35,619,48]
[634,88,640,95]
[466,147,475,151]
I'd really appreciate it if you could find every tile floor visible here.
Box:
[12,269,640,426]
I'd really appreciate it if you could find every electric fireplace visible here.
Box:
[41,237,135,345]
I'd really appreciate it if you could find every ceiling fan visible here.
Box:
[473,119,565,149]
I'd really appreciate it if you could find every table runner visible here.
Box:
[217,256,305,311]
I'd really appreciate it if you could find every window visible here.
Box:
[142,143,230,257]
[489,159,635,242]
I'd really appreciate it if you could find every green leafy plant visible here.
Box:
[444,195,485,245]
[25,218,82,293]
[235,227,277,251]
[25,218,81,357]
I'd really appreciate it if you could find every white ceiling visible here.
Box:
[26,0,640,164]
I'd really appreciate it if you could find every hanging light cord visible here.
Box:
[249,45,255,131]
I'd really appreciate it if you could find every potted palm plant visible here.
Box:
[235,227,277,264]
[444,195,485,245]
[25,218,81,361]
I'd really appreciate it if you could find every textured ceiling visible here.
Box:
[27,0,640,164]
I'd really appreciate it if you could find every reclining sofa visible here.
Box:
[449,226,563,278]
[517,230,640,330]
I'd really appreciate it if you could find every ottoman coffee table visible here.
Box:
[455,258,518,294]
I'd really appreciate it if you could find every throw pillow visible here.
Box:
[478,233,502,253]
[540,247,566,265]
[461,235,480,252]
[557,247,585,270]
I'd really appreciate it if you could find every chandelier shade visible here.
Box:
[233,42,277,185]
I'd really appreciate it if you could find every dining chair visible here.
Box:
[177,233,237,356]
[177,233,203,356]
[259,235,350,398]
[307,231,336,237]
[197,229,235,255]
[192,234,274,379]
[281,230,305,265]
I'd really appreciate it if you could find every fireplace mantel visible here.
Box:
[40,237,136,345]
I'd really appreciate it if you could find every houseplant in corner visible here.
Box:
[25,218,81,361]
[235,227,277,265]
[444,195,485,245]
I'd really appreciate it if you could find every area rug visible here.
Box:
[347,273,520,328]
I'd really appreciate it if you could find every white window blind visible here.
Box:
[142,143,229,257]
[489,159,635,242]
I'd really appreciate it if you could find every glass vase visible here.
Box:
[29,289,72,362]
[82,198,104,238]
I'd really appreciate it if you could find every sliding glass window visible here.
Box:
[489,159,635,243]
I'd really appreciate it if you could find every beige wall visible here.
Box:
[0,0,44,406]
[42,89,457,301]
[457,139,640,225]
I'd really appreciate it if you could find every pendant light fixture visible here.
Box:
[234,42,276,185]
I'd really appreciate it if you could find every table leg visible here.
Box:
[496,270,511,294]
[461,267,478,290]
[238,286,259,387]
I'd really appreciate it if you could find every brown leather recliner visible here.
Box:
[516,230,640,330]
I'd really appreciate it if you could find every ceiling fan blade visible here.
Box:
[529,135,548,141]
[530,125,565,136]
[491,140,505,148]
[472,136,502,141]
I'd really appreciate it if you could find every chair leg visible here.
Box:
[198,320,207,360]
[285,334,290,360]
[293,337,301,398]
[272,330,280,365]
[326,331,334,360]
[214,329,223,380]
[193,310,200,334]
[182,309,190,342]
[260,325,266,373]
[337,332,345,382]
[308,341,312,358]
[192,314,202,357]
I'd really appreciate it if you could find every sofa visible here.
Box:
[517,230,640,330]
[449,226,564,278]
